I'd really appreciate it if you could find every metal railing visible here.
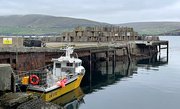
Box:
[14,64,53,84]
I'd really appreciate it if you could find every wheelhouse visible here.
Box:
[52,58,82,80]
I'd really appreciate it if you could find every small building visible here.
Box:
[61,26,138,42]
[0,36,23,47]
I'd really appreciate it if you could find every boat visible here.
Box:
[26,45,85,101]
[51,87,85,108]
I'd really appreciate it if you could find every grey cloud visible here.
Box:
[0,0,180,23]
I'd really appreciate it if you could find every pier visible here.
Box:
[0,40,168,72]
[0,26,169,109]
[0,39,168,109]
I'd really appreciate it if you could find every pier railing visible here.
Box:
[14,64,53,85]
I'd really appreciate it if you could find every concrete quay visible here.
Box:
[0,40,168,72]
[0,40,168,109]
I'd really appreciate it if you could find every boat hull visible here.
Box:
[51,87,84,106]
[27,75,84,101]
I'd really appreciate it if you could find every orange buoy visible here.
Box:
[61,81,65,88]
[56,81,61,86]
[62,78,67,83]
[30,75,39,85]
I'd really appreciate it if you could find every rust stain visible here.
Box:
[0,51,90,71]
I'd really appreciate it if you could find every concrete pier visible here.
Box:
[0,40,168,109]
[0,64,15,92]
[0,40,168,72]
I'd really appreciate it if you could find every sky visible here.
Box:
[0,0,180,24]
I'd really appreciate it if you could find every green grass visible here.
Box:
[116,22,180,35]
[0,14,111,36]
[0,27,74,36]
[137,28,176,35]
[1,15,180,35]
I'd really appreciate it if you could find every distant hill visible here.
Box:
[159,29,180,36]
[0,14,112,36]
[1,15,180,36]
[116,22,180,35]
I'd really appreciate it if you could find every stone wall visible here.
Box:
[0,64,14,91]
[0,37,23,47]
[41,36,61,42]
[138,36,160,41]
[61,26,138,42]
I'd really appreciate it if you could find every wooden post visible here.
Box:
[167,42,169,62]
[123,48,125,55]
[113,50,116,67]
[113,50,116,80]
[149,46,152,57]
[89,50,92,88]
[106,51,109,75]
[126,60,131,76]
[11,72,16,93]
[112,50,115,75]
[159,44,161,61]
[93,53,97,71]
[10,53,13,68]
[126,47,131,62]
[16,48,18,71]
[44,52,46,66]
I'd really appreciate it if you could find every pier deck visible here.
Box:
[0,40,168,71]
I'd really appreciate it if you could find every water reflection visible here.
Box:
[81,55,168,94]
[51,56,168,109]
[51,87,85,109]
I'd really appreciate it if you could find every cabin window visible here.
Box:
[75,63,79,67]
[56,63,61,68]
[67,63,73,67]
[75,63,81,67]
[75,63,78,67]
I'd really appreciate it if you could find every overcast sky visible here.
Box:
[0,0,180,24]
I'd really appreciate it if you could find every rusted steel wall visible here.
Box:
[0,51,91,72]
[45,52,60,63]
[0,53,45,71]
[16,53,45,71]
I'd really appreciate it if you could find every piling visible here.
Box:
[0,64,15,92]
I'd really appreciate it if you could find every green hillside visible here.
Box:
[116,22,180,35]
[1,14,180,36]
[0,14,111,36]
[159,29,180,36]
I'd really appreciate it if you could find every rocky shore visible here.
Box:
[0,92,61,109]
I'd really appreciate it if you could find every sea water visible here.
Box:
[78,36,180,109]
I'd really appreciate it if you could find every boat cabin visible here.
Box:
[52,57,82,80]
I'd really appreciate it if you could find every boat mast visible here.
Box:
[65,45,73,58]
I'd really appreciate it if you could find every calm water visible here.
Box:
[56,36,180,109]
